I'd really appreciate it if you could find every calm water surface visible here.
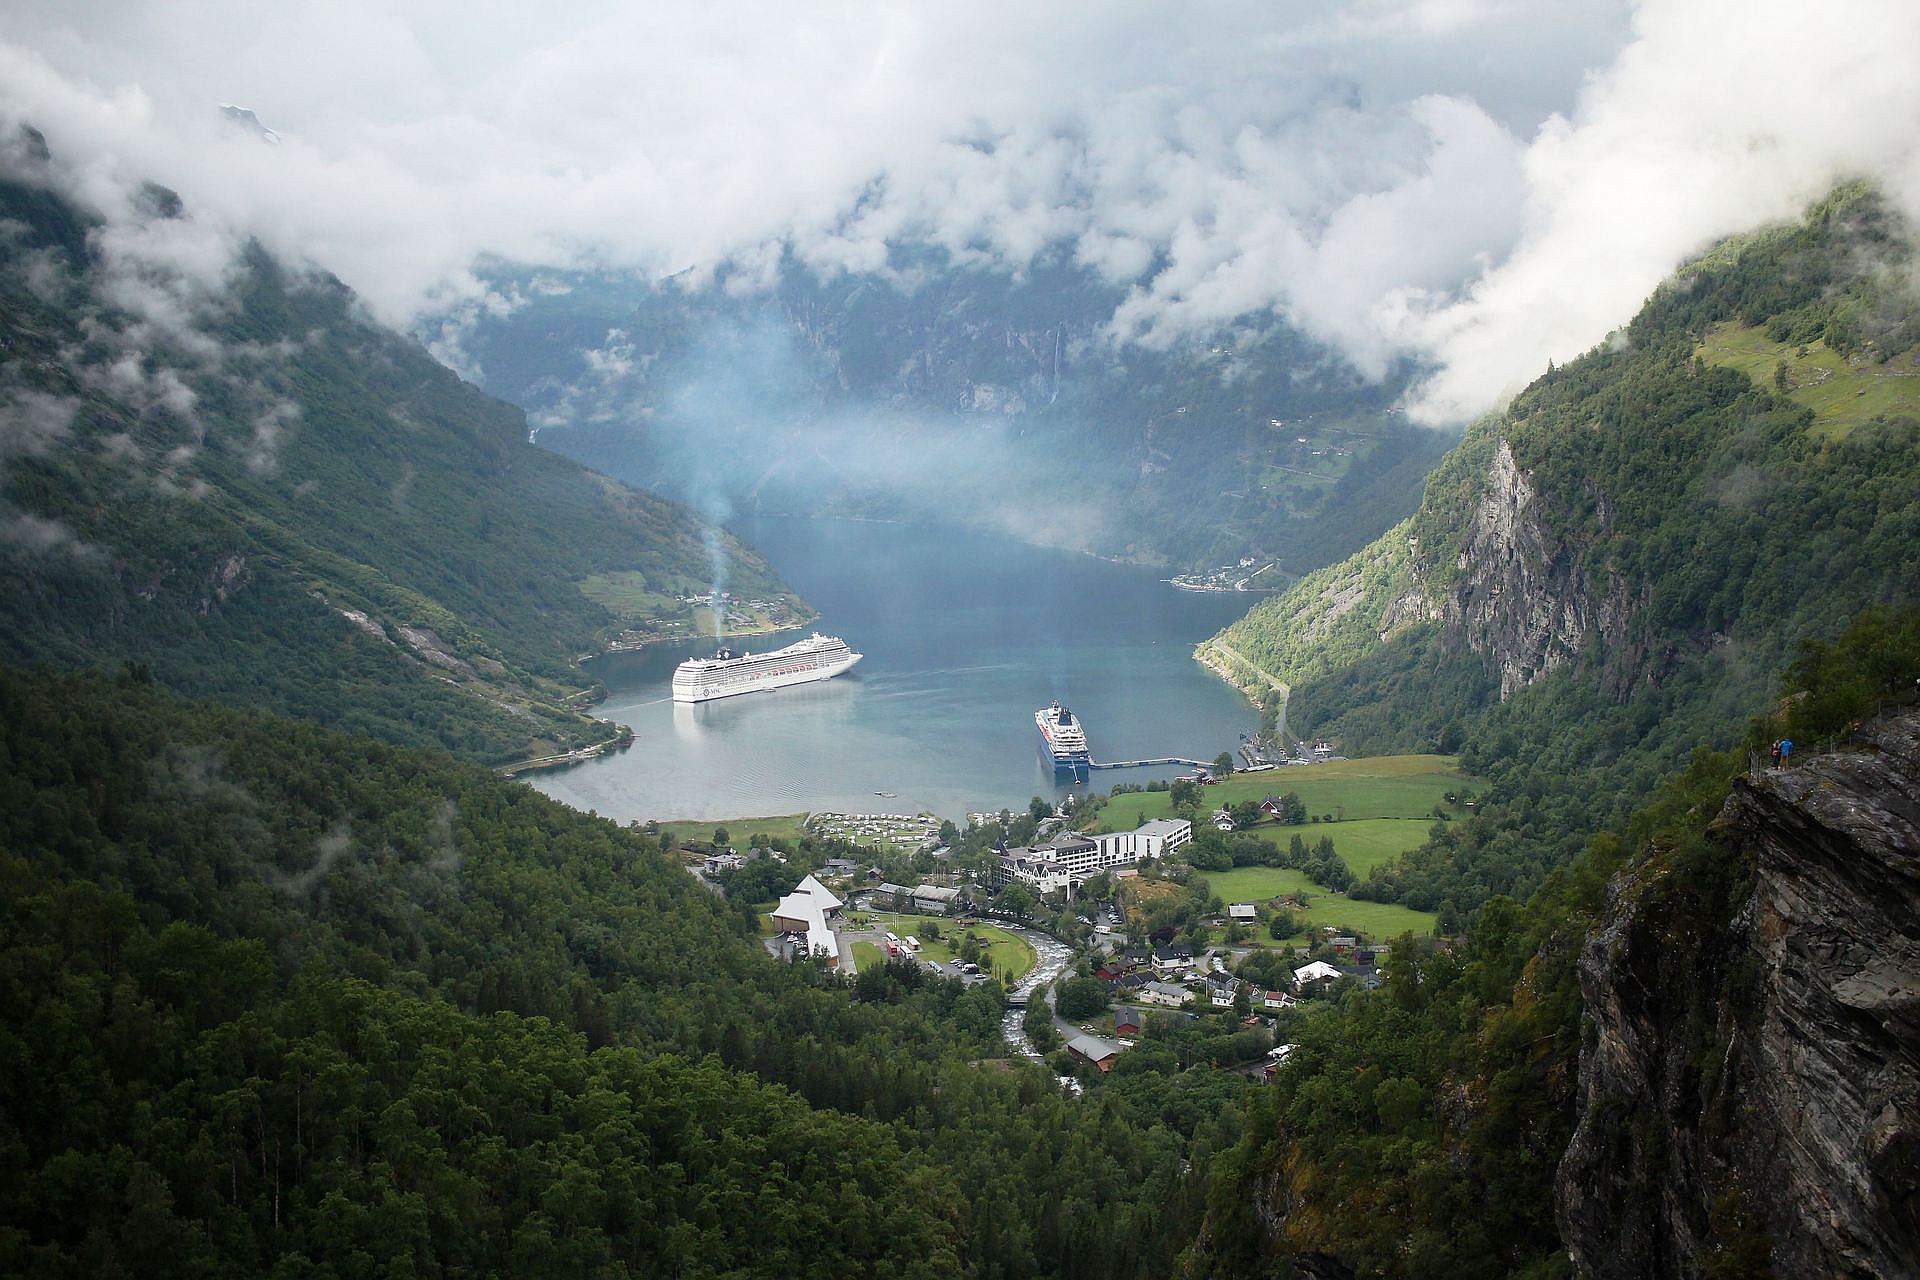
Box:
[529,516,1259,822]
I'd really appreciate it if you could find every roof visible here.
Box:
[1154,944,1193,960]
[1113,1006,1143,1026]
[1227,903,1257,919]
[872,882,913,897]
[1135,818,1189,837]
[912,884,960,902]
[770,887,838,959]
[1144,981,1189,999]
[1294,961,1343,985]
[793,874,843,911]
[1066,1034,1120,1061]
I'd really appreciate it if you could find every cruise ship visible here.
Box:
[1036,701,1092,773]
[672,633,862,703]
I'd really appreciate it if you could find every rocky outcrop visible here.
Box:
[1442,438,1647,700]
[1558,707,1920,1278]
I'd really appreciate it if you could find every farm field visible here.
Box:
[661,813,809,846]
[1094,754,1472,833]
[1236,816,1444,876]
[1198,865,1438,940]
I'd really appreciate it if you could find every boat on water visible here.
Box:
[671,633,862,703]
[1035,701,1092,774]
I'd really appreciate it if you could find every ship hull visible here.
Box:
[673,652,861,703]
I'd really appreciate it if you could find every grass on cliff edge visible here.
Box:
[1696,322,1920,439]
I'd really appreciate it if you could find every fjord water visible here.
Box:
[529,516,1259,822]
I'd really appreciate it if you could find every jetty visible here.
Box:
[1087,756,1211,771]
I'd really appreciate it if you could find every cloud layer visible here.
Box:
[1,0,1916,423]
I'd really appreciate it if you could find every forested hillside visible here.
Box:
[1187,605,1920,1278]
[0,665,1246,1278]
[1204,184,1920,917]
[0,131,798,764]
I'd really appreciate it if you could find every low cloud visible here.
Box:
[0,1,1914,428]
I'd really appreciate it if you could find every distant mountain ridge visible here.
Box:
[443,252,1454,574]
[0,129,798,764]
[1204,184,1920,911]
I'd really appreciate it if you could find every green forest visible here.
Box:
[1188,604,1920,1277]
[0,665,1256,1278]
[1208,184,1920,919]
[0,166,798,765]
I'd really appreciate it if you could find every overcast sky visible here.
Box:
[3,0,1917,422]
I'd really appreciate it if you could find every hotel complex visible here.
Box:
[993,817,1192,894]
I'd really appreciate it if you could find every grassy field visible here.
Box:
[578,569,693,621]
[1233,817,1443,876]
[852,941,886,971]
[660,813,810,846]
[1199,867,1319,902]
[1697,322,1920,438]
[1095,754,1471,833]
[861,914,1037,983]
[1294,896,1435,938]
[1198,866,1438,940]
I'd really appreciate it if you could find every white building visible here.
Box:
[770,875,844,961]
[995,818,1195,894]
[1228,903,1258,921]
[1292,960,1343,989]
[1140,981,1192,1008]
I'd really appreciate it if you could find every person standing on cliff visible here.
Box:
[1780,738,1794,765]
[1770,740,1782,768]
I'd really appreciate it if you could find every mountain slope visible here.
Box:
[1203,184,1920,912]
[1187,606,1920,1280]
[0,663,1243,1278]
[446,253,1453,573]
[0,132,800,764]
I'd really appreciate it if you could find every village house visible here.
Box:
[1227,902,1258,922]
[1066,1034,1122,1073]
[1293,960,1343,990]
[1113,1007,1144,1038]
[1207,973,1242,1007]
[1262,990,1297,1012]
[1211,808,1234,831]
[1140,981,1191,1008]
[1152,944,1194,976]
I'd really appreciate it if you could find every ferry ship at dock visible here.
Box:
[1036,701,1092,773]
[672,633,862,703]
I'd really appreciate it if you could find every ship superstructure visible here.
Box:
[672,633,862,703]
[1035,701,1092,772]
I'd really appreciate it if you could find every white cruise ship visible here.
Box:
[1036,701,1092,772]
[671,633,862,703]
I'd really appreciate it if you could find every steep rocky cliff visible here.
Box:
[1558,706,1920,1278]
[1441,436,1653,700]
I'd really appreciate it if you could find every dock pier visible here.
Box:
[1085,756,1211,771]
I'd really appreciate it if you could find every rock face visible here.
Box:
[1442,438,1647,700]
[1558,707,1920,1278]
